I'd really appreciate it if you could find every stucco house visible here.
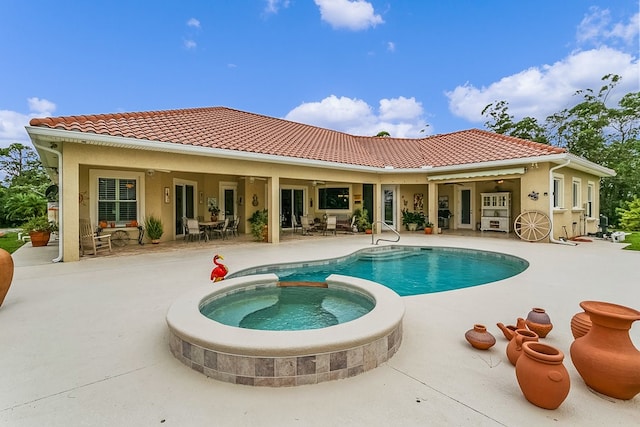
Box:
[26,106,615,262]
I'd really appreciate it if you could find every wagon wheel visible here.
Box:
[514,211,551,242]
[110,230,129,247]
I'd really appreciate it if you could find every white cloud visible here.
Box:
[264,0,290,14]
[386,41,395,52]
[285,95,429,138]
[314,0,384,31]
[446,47,639,125]
[186,18,201,29]
[578,7,639,47]
[0,98,56,146]
[184,39,197,50]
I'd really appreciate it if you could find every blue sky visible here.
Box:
[1,0,638,148]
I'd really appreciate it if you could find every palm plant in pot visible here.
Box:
[401,209,425,231]
[21,216,57,247]
[144,215,164,243]
[248,209,268,241]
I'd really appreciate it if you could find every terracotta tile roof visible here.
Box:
[29,106,565,169]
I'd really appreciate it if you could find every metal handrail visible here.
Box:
[371,221,401,245]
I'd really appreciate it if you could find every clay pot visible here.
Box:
[0,248,14,307]
[506,329,539,366]
[29,231,51,247]
[525,307,553,338]
[465,324,496,350]
[496,318,527,341]
[570,311,591,339]
[570,301,640,400]
[515,342,570,409]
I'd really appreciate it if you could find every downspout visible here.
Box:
[549,159,577,246]
[32,140,64,262]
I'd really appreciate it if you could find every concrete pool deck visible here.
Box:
[1,234,638,426]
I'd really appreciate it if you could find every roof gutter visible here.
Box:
[31,138,64,262]
[549,159,577,246]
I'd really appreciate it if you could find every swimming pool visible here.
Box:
[229,246,528,296]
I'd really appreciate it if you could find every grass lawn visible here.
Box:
[622,232,640,251]
[0,232,26,254]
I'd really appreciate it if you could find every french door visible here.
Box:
[457,186,473,229]
[174,180,197,237]
[281,188,305,228]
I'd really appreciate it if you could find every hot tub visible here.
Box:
[166,274,404,387]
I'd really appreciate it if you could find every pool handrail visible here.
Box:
[371,220,401,245]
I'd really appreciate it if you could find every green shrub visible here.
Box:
[616,198,640,231]
[144,215,164,240]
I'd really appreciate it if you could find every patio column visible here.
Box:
[62,157,81,261]
[428,182,438,228]
[267,175,280,244]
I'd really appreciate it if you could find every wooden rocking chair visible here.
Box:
[79,219,112,256]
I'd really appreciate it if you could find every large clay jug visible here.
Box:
[516,342,570,409]
[570,301,640,400]
[0,248,14,307]
[506,329,539,366]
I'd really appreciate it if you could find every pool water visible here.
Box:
[200,286,375,330]
[231,246,528,297]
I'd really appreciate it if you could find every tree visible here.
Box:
[481,74,640,226]
[616,198,640,231]
[0,143,51,226]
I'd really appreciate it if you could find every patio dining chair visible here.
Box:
[79,218,112,256]
[291,214,302,233]
[226,216,240,238]
[212,218,229,240]
[300,216,316,235]
[324,216,337,236]
[186,218,207,242]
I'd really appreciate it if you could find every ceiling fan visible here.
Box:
[240,176,267,183]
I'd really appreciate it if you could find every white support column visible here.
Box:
[267,175,280,244]
[428,182,438,228]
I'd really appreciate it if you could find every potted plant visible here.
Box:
[402,209,425,231]
[248,209,268,241]
[424,221,434,234]
[21,216,57,247]
[353,208,372,233]
[208,199,220,221]
[144,215,164,243]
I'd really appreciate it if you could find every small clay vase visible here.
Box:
[570,311,591,339]
[496,317,527,341]
[506,329,539,366]
[515,342,570,409]
[570,301,640,400]
[465,324,496,350]
[0,248,14,307]
[525,308,553,338]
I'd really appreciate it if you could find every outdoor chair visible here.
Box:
[300,216,316,235]
[185,218,207,242]
[324,216,337,236]
[212,218,229,240]
[226,216,240,238]
[291,214,301,233]
[79,218,112,256]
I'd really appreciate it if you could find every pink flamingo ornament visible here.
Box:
[210,254,228,282]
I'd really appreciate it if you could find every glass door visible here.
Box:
[175,181,196,237]
[280,188,304,228]
[382,185,396,227]
[458,187,473,229]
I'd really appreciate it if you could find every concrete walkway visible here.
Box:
[1,234,638,426]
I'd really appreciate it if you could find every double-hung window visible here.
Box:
[98,178,138,223]
[572,178,582,209]
[553,175,564,209]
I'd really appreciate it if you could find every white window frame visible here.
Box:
[553,174,564,209]
[89,169,146,226]
[586,181,595,218]
[572,178,582,209]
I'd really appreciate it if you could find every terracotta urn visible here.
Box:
[526,307,553,338]
[506,329,539,366]
[0,248,14,307]
[29,231,51,247]
[465,324,496,350]
[570,311,591,339]
[570,301,640,400]
[515,342,570,409]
